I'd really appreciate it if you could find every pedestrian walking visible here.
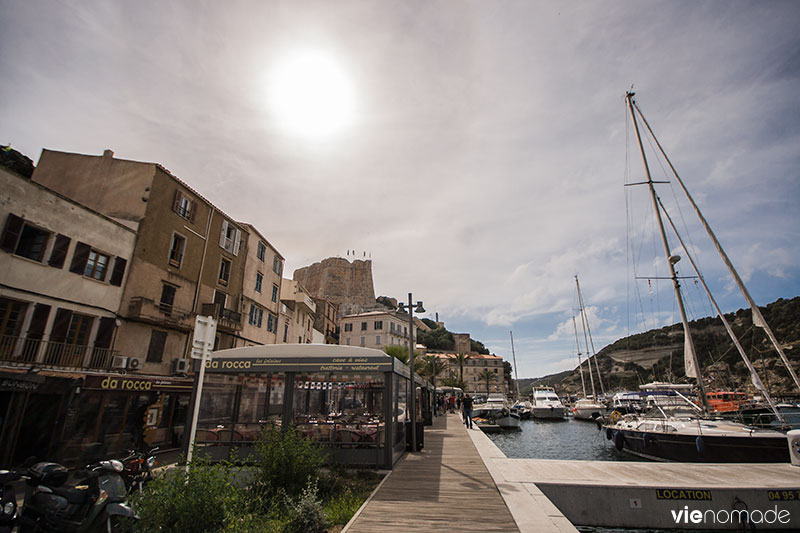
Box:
[462,394,474,429]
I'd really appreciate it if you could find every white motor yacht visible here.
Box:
[473,394,521,430]
[531,387,566,420]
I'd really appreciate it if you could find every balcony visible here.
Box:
[0,334,120,370]
[201,303,242,331]
[127,297,194,332]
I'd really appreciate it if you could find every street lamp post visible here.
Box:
[398,293,424,452]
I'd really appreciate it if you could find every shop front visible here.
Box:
[185,344,428,469]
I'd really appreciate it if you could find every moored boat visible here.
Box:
[531,387,566,420]
[473,394,521,430]
[572,397,605,420]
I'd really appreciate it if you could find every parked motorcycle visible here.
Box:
[119,447,158,494]
[0,467,21,532]
[18,459,137,532]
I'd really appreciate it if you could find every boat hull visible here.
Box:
[573,406,604,420]
[607,427,790,463]
[532,406,566,420]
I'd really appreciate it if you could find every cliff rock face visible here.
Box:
[293,258,376,315]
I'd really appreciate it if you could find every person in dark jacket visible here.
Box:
[462,394,474,429]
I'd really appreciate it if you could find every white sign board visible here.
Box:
[191,315,217,359]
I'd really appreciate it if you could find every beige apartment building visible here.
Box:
[435,352,507,396]
[1,162,139,464]
[239,224,283,346]
[339,310,415,350]
[279,279,315,344]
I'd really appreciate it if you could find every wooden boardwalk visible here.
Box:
[344,413,519,532]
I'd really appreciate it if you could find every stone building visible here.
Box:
[434,352,507,396]
[279,279,316,344]
[293,257,376,315]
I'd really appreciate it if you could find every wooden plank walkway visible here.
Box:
[344,413,519,532]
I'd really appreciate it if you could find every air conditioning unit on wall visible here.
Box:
[112,356,128,369]
[127,356,142,370]
[172,358,190,375]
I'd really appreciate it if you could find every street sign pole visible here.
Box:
[186,315,217,468]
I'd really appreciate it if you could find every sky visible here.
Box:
[2,0,799,379]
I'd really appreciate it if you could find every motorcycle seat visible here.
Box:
[51,485,92,505]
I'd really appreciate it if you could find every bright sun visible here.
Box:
[268,50,356,139]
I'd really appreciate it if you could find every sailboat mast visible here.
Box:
[572,315,587,398]
[576,276,597,398]
[631,99,800,394]
[576,276,606,395]
[625,92,709,413]
[510,331,521,399]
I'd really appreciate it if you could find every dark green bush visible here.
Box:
[131,456,247,533]
[252,425,325,502]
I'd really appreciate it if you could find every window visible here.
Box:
[219,220,241,255]
[255,272,263,293]
[146,330,168,363]
[390,323,395,332]
[376,335,381,345]
[84,250,110,281]
[271,284,278,303]
[344,323,353,332]
[267,312,277,333]
[248,304,263,327]
[0,214,51,262]
[173,190,196,221]
[361,322,367,331]
[374,320,383,330]
[169,233,186,268]
[160,284,176,316]
[283,323,288,342]
[360,336,365,347]
[218,258,231,285]
[257,241,266,261]
[273,255,283,275]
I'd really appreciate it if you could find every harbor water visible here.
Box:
[487,417,643,461]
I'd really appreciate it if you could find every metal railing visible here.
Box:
[0,334,119,370]
[128,297,194,329]
[201,303,242,329]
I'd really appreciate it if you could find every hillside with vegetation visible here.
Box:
[539,296,800,398]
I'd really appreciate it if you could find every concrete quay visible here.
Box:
[467,425,800,530]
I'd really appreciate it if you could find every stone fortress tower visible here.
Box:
[293,257,376,315]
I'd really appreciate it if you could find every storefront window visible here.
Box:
[291,372,385,446]
[197,374,239,441]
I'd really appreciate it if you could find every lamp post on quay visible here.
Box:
[398,293,424,452]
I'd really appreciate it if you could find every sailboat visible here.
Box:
[602,92,792,463]
[571,276,607,421]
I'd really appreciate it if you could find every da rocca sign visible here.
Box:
[84,375,192,392]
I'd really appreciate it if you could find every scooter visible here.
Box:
[0,467,21,532]
[119,446,158,494]
[18,459,137,532]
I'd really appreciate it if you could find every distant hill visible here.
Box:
[520,296,800,398]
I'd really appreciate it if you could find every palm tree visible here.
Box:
[420,355,446,413]
[454,353,470,382]
[478,369,496,396]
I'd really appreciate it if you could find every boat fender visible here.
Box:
[605,427,613,440]
[614,430,625,451]
[643,433,651,447]
[609,410,622,424]
[695,436,705,456]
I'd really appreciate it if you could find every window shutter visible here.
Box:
[219,220,229,248]
[93,317,116,349]
[1,213,24,253]
[109,257,127,286]
[146,330,168,363]
[173,189,182,213]
[27,304,52,339]
[69,242,91,274]
[48,234,71,268]
[189,201,197,222]
[232,229,241,256]
[49,308,74,343]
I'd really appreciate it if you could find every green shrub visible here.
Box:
[323,488,363,525]
[252,425,325,501]
[131,456,246,533]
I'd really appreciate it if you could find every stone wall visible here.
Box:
[453,333,472,354]
[293,257,376,315]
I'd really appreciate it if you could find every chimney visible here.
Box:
[103,149,114,159]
